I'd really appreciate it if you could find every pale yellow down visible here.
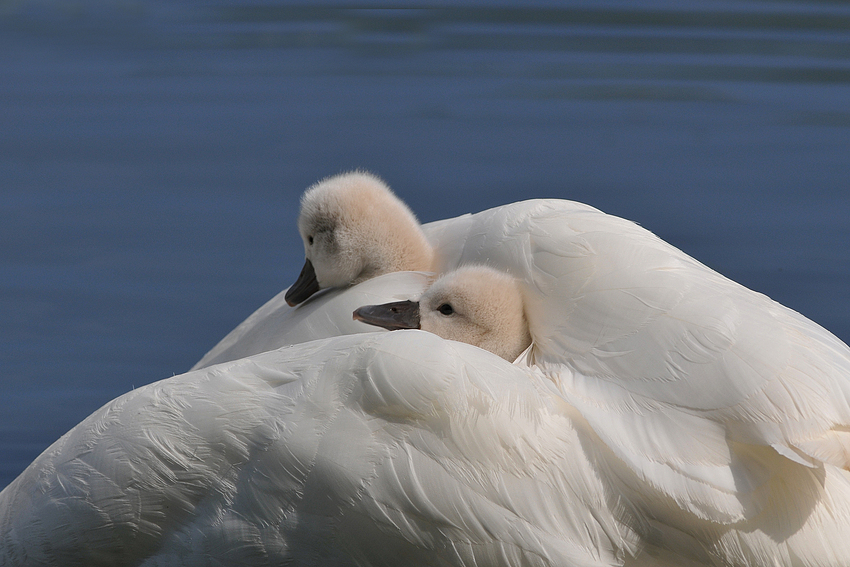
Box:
[416,265,532,362]
[297,171,434,288]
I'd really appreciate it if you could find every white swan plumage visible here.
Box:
[0,332,655,567]
[4,185,850,565]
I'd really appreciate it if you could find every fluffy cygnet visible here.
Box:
[285,171,434,306]
[354,265,532,362]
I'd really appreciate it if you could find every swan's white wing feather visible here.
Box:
[1,332,646,567]
[192,271,431,369]
[442,199,850,523]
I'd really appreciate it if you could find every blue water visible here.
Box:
[2,2,849,490]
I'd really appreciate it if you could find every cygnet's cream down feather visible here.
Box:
[286,171,434,305]
[354,265,532,362]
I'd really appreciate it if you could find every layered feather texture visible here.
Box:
[2,332,650,567]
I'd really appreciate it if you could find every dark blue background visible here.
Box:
[2,2,849,490]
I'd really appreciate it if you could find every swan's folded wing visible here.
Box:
[441,199,850,523]
[1,331,643,566]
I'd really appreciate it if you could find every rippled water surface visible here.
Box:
[2,1,849,489]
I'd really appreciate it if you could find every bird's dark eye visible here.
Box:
[438,304,454,316]
[308,235,314,245]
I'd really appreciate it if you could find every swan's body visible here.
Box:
[5,197,850,566]
[285,171,433,306]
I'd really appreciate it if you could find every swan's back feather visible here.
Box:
[2,332,646,567]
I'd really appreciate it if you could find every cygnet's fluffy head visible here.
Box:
[353,265,532,362]
[286,171,434,306]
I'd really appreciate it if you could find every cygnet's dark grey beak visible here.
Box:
[353,300,421,331]
[285,259,320,306]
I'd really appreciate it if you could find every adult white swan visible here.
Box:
[4,229,850,564]
[196,194,850,565]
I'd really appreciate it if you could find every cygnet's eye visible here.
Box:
[437,303,454,316]
[307,235,314,245]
